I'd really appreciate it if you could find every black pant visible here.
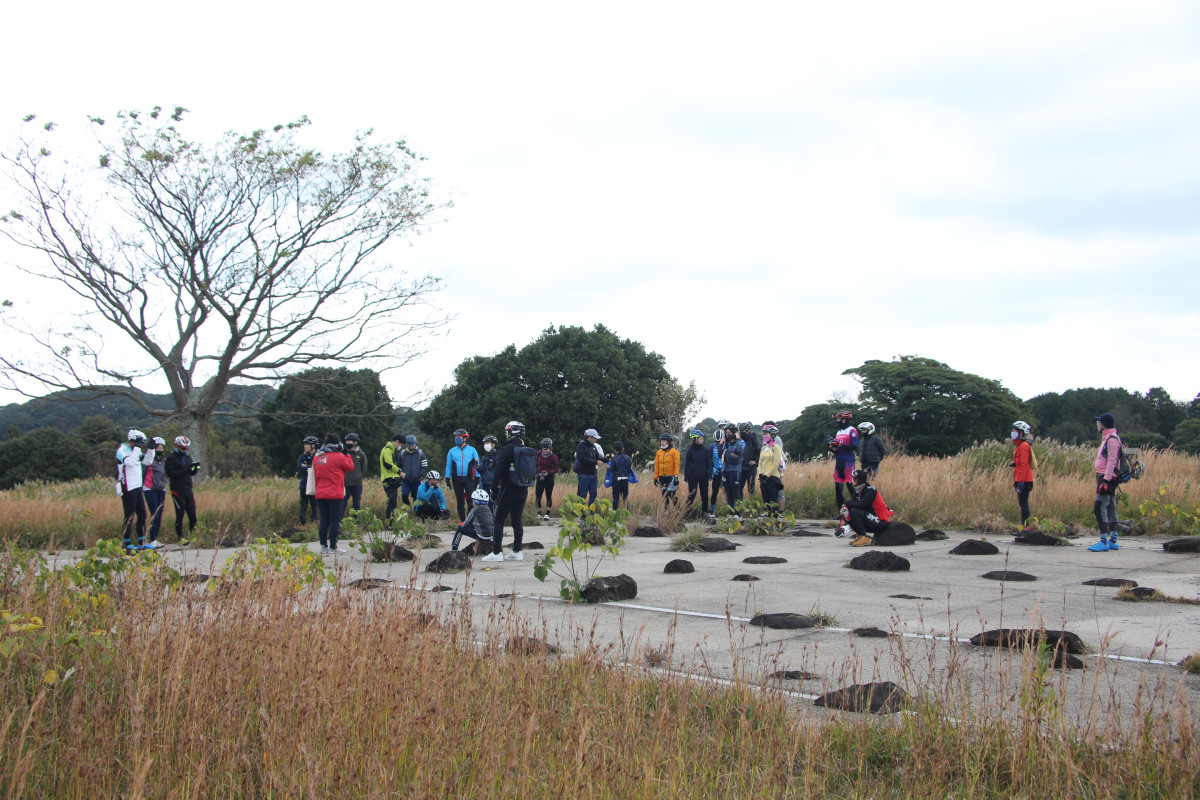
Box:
[723,473,742,506]
[835,482,858,510]
[862,460,880,478]
[611,479,629,509]
[741,466,758,497]
[121,487,147,548]
[171,487,197,539]
[383,479,400,519]
[343,483,363,516]
[686,478,709,513]
[299,481,315,523]
[759,475,783,509]
[710,475,722,511]
[535,475,555,511]
[492,486,527,554]
[451,476,474,522]
[1015,481,1033,525]
[849,508,888,536]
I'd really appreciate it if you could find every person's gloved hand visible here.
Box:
[1009,461,1016,468]
[1097,481,1111,495]
[190,463,201,474]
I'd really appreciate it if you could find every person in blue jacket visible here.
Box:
[709,421,727,516]
[444,428,480,522]
[415,470,450,520]
[719,423,746,507]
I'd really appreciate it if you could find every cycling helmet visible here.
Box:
[540,438,553,448]
[834,410,853,423]
[405,435,417,446]
[453,428,469,438]
[852,469,869,484]
[857,422,875,435]
[737,422,752,433]
[471,487,490,503]
[688,430,704,440]
[504,421,525,439]
[1012,420,1031,436]
[762,424,779,436]
[152,436,166,446]
[426,470,441,481]
[659,432,675,442]
[343,433,359,443]
[174,436,190,449]
[303,435,320,445]
[482,434,499,444]
[127,429,147,444]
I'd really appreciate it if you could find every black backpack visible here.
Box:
[508,446,538,487]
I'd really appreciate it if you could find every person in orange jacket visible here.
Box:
[654,433,680,507]
[1010,421,1035,532]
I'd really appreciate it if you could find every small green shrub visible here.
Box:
[533,494,627,601]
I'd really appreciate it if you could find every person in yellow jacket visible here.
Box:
[654,433,681,507]
[757,423,786,514]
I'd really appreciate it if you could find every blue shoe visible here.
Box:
[1088,540,1110,552]
[1108,538,1119,551]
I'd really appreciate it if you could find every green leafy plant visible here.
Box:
[1137,483,1200,535]
[533,494,628,601]
[712,497,795,535]
[342,507,429,560]
[219,538,334,591]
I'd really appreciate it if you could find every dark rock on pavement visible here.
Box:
[633,525,665,538]
[1082,577,1138,588]
[1163,538,1200,553]
[849,551,910,572]
[426,550,471,573]
[853,627,891,638]
[731,574,759,582]
[814,681,908,714]
[791,529,829,537]
[749,613,820,630]
[889,593,932,600]
[581,574,637,603]
[664,559,695,574]
[949,539,999,556]
[1127,586,1158,599]
[873,522,916,546]
[743,556,788,564]
[1014,532,1068,546]
[696,536,738,552]
[372,542,415,562]
[982,570,1037,582]
[346,578,392,590]
[506,635,560,656]
[916,529,949,541]
[771,670,820,680]
[969,628,1087,655]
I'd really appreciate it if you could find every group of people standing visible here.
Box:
[115,430,199,551]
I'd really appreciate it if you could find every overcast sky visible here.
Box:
[2,1,1198,425]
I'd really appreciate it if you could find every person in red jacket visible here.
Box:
[313,433,355,555]
[842,469,893,547]
[1010,420,1035,531]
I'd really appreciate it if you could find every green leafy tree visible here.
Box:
[0,428,92,490]
[845,356,1030,457]
[0,108,447,475]
[416,325,677,464]
[782,402,860,460]
[1171,419,1200,454]
[261,367,394,475]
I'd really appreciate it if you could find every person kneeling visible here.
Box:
[840,469,892,547]
[414,470,451,521]
[452,488,495,551]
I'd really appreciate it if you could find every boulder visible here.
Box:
[916,529,949,541]
[1117,520,1133,535]
[1163,538,1200,553]
[771,669,819,680]
[664,559,695,574]
[743,556,788,564]
[1014,532,1068,547]
[889,593,932,600]
[346,578,391,590]
[969,628,1087,656]
[425,551,471,573]
[696,536,738,552]
[1126,586,1158,599]
[849,551,910,572]
[633,525,665,538]
[792,529,829,537]
[749,613,820,630]
[981,570,1037,582]
[429,585,454,592]
[873,522,916,547]
[814,681,908,715]
[852,627,891,638]
[1082,577,1138,588]
[371,542,415,562]
[581,574,637,603]
[731,574,759,582]
[949,539,999,556]
[1053,651,1086,669]
[522,541,546,550]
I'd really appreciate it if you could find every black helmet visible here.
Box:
[504,421,525,439]
[303,435,319,445]
[737,422,752,433]
[482,434,498,444]
[852,469,869,484]
[658,432,675,442]
[540,438,553,448]
[344,433,360,443]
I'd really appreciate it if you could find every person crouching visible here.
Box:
[452,488,495,552]
[415,470,451,521]
[839,469,892,547]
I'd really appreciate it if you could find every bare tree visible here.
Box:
[0,107,449,472]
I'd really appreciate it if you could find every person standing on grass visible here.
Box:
[654,433,680,507]
[738,422,761,498]
[1010,421,1035,532]
[831,410,859,511]
[298,436,319,524]
[313,434,354,554]
[709,421,728,516]
[164,436,200,542]
[607,441,634,509]
[484,421,534,562]
[342,433,366,517]
[535,438,559,521]
[857,422,886,478]
[683,430,712,517]
[379,434,404,520]
[574,428,604,506]
[116,429,155,551]
[142,437,167,549]
[757,424,785,515]
[719,423,746,508]
[1089,413,1122,553]
[445,428,480,523]
[415,470,451,520]
[398,436,429,510]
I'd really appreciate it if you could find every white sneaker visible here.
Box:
[481,552,504,562]
[504,551,524,561]
[332,545,348,554]
[319,546,333,554]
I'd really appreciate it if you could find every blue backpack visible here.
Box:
[508,446,538,487]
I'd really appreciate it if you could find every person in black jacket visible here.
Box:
[737,423,761,497]
[842,469,891,547]
[683,430,713,518]
[298,436,318,524]
[164,436,201,540]
[574,428,604,505]
[857,422,886,477]
[484,422,530,562]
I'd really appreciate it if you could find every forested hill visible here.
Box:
[0,385,276,435]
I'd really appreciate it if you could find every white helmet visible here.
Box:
[426,470,441,481]
[127,429,147,444]
[471,487,490,503]
[857,422,875,435]
[1012,420,1031,436]
[151,436,166,446]
[504,421,525,439]
[174,436,191,449]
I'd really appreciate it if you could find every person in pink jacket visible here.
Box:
[1088,412,1122,552]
